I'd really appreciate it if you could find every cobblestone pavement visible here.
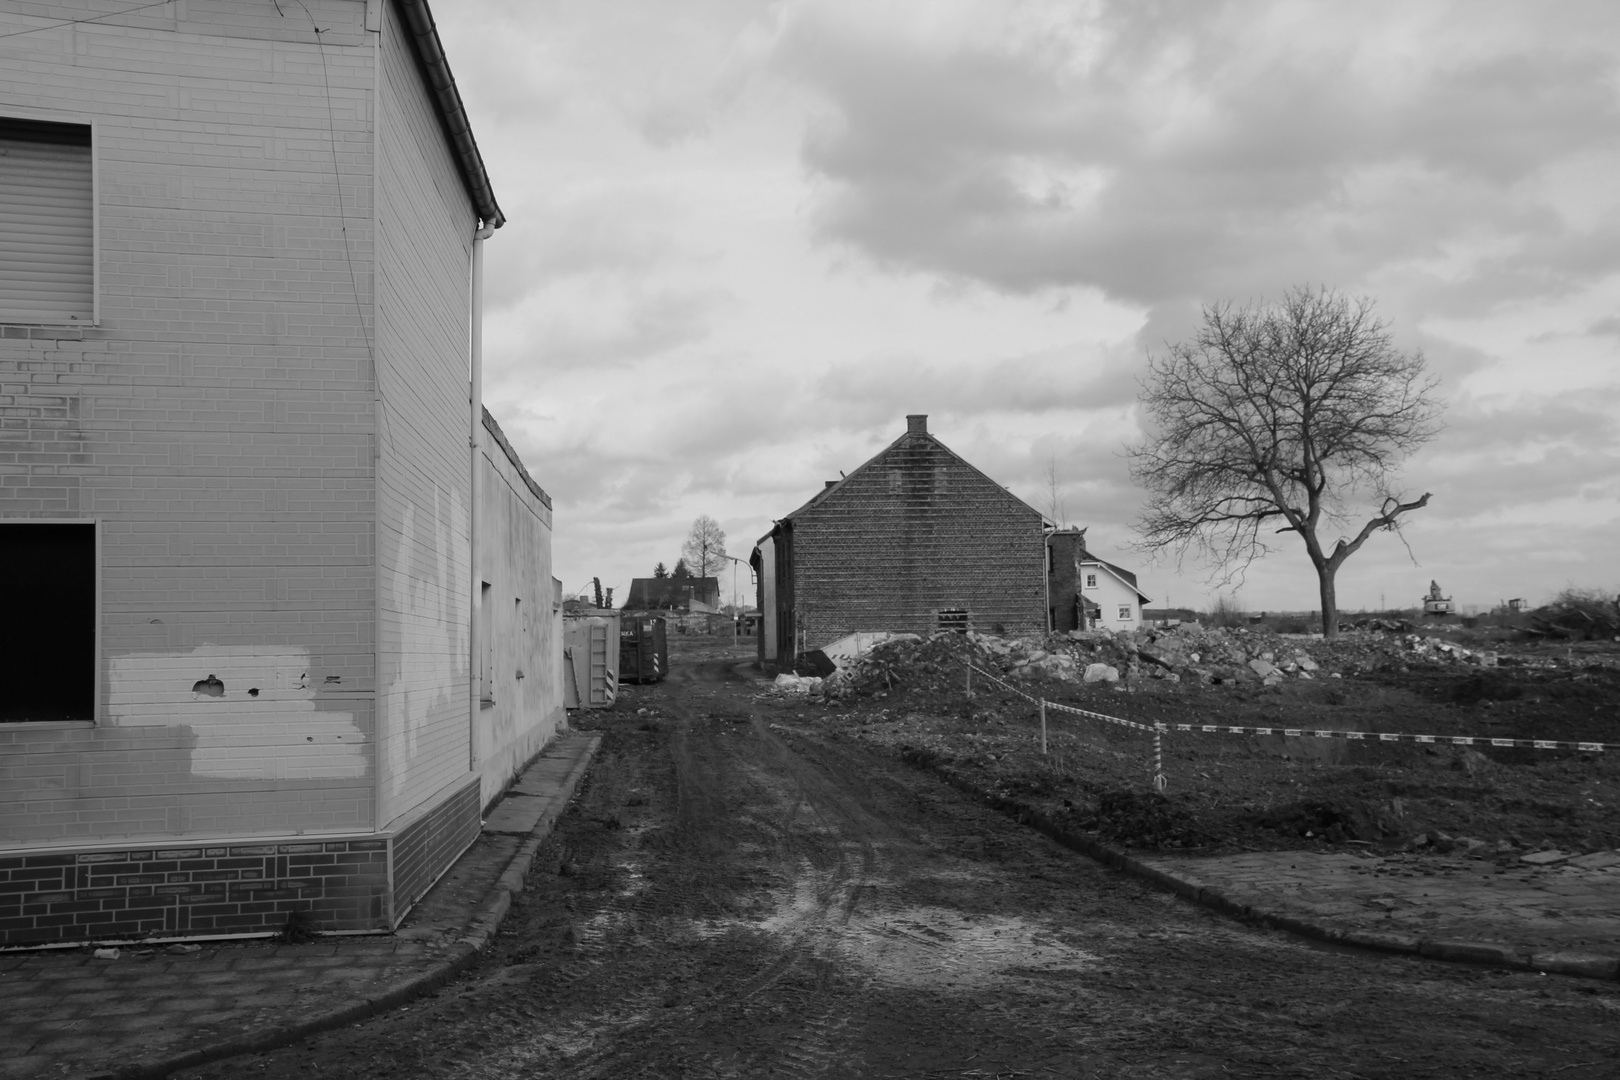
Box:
[0,732,600,1080]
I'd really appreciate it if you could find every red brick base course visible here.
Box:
[0,777,481,946]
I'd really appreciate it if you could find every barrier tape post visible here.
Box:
[1153,723,1167,793]
[1039,699,1047,756]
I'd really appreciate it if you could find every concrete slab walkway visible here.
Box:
[1137,846,1620,979]
[0,731,600,1080]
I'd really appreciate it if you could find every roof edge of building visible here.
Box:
[482,406,550,509]
[396,0,506,229]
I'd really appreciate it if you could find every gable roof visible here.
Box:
[756,418,1048,546]
[624,577,721,610]
[1080,556,1152,605]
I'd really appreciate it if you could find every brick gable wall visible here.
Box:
[789,432,1046,649]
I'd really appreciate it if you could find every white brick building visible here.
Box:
[0,0,563,945]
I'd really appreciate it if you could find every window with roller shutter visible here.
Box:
[0,117,93,325]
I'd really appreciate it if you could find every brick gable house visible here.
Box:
[0,1,563,946]
[752,415,1048,668]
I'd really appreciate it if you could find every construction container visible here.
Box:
[563,610,620,709]
[620,615,668,683]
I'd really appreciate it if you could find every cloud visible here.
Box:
[776,1,1620,324]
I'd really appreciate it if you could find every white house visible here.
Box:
[1048,529,1152,633]
[1079,556,1153,632]
[0,0,563,946]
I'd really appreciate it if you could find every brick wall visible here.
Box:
[388,774,479,926]
[788,427,1047,650]
[0,835,390,945]
[1049,531,1082,632]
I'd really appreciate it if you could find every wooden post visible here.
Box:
[965,657,973,699]
[1039,699,1047,755]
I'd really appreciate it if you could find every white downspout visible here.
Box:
[468,219,494,772]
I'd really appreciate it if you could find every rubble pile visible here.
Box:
[790,622,1519,700]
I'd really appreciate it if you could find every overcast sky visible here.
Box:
[435,0,1620,617]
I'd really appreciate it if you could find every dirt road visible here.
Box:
[177,651,1620,1079]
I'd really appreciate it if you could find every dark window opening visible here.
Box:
[1,522,95,722]
[936,608,971,634]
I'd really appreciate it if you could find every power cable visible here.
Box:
[0,0,176,41]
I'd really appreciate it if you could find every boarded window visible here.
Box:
[0,118,93,324]
[0,523,95,722]
[936,608,970,633]
[479,582,494,704]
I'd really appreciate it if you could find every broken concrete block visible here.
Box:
[1520,849,1570,866]
[1082,663,1119,684]
[1565,850,1620,870]
[1248,658,1280,679]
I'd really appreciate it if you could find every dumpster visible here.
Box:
[563,610,620,708]
[620,615,668,683]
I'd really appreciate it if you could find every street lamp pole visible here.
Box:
[722,555,745,646]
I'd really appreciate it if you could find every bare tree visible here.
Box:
[680,515,727,580]
[1128,286,1443,638]
[1043,456,1068,528]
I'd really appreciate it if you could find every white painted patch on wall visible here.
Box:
[382,487,467,803]
[107,645,367,780]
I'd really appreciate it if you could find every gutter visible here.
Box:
[396,0,505,229]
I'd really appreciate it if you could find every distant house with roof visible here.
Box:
[751,415,1048,668]
[1048,529,1152,632]
[623,576,721,613]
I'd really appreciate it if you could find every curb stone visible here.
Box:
[904,753,1620,983]
[87,732,602,1080]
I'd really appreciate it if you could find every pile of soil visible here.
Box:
[802,628,1620,859]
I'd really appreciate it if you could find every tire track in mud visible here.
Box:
[175,650,1620,1080]
[541,661,888,1079]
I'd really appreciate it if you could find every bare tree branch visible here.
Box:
[1127,286,1443,637]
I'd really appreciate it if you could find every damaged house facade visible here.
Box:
[752,415,1049,668]
[0,1,563,945]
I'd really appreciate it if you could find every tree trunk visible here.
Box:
[1319,568,1339,639]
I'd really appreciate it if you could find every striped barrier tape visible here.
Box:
[1170,724,1612,752]
[963,659,1613,752]
[967,663,1158,732]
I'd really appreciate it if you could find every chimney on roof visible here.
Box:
[906,414,927,435]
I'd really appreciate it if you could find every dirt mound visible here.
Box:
[1074,790,1212,850]
[823,623,1541,705]
[1252,799,1381,843]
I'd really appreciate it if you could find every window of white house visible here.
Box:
[1,117,93,324]
[1118,605,1132,621]
[1085,573,1097,588]
[1,522,96,722]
